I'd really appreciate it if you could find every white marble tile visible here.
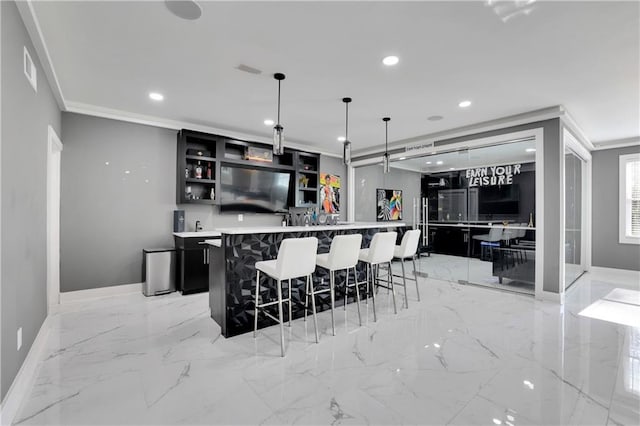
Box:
[12,272,640,425]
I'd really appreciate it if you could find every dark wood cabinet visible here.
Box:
[174,236,210,294]
[294,152,320,208]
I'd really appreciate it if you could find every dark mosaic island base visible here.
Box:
[209,226,407,337]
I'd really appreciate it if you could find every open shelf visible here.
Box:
[221,158,295,171]
[186,178,215,184]
[186,155,216,162]
[298,187,318,191]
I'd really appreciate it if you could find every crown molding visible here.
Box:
[591,137,640,151]
[65,101,342,158]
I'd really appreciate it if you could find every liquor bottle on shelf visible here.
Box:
[210,188,215,200]
[195,161,203,179]
[206,162,212,180]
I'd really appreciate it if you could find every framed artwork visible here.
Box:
[376,189,403,221]
[320,173,340,214]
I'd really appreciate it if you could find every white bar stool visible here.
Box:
[253,237,319,357]
[392,229,422,308]
[314,233,363,335]
[358,231,398,321]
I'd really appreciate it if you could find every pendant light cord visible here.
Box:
[277,80,281,125]
[345,102,349,141]
[385,121,388,154]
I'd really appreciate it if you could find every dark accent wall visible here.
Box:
[592,145,640,270]
[60,112,346,292]
[1,1,62,400]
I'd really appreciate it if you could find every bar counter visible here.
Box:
[207,222,406,337]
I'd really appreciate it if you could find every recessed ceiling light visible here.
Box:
[149,92,164,101]
[428,115,444,121]
[337,136,346,142]
[399,157,406,160]
[526,148,536,152]
[105,161,109,166]
[124,170,131,174]
[382,55,399,66]
[264,119,274,126]
[449,167,455,170]
[458,100,472,108]
[426,161,432,164]
[436,160,444,165]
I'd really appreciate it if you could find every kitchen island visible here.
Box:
[206,222,406,337]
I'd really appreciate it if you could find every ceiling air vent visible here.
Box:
[23,47,37,92]
[235,64,262,75]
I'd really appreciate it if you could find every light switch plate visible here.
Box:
[238,214,244,222]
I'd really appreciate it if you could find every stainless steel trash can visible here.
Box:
[142,248,176,296]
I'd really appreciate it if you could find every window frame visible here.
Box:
[619,152,640,245]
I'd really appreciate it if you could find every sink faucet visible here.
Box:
[195,220,203,232]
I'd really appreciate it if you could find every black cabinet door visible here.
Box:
[182,248,209,294]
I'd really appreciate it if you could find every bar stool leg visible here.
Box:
[389,262,397,314]
[288,279,292,327]
[353,267,362,326]
[344,268,348,311]
[254,270,260,338]
[413,256,421,302]
[309,274,319,343]
[304,276,309,322]
[400,259,409,309]
[369,264,377,322]
[330,270,336,336]
[277,280,285,357]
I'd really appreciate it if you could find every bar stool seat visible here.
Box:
[357,231,398,321]
[392,229,421,308]
[254,236,319,357]
[313,234,363,335]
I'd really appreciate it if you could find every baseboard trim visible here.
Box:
[60,282,141,304]
[0,315,52,426]
[590,267,640,286]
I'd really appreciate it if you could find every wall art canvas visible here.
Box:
[377,189,403,221]
[320,173,341,214]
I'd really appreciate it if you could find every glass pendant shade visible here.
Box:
[342,97,353,165]
[273,124,284,155]
[382,116,391,174]
[272,73,286,155]
[343,140,351,165]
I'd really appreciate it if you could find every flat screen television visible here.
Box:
[478,184,520,215]
[219,166,291,213]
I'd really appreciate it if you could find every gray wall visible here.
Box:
[1,1,61,400]
[354,165,422,225]
[60,112,346,292]
[592,145,640,270]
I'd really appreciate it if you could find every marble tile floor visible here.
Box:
[12,272,640,425]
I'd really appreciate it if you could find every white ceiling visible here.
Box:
[31,1,639,154]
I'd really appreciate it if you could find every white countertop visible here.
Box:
[211,222,406,235]
[173,231,222,238]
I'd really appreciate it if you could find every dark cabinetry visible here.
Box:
[174,236,210,294]
[429,225,470,257]
[176,129,319,209]
[294,152,320,208]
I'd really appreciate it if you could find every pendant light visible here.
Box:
[382,117,391,174]
[342,97,352,165]
[272,73,286,155]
